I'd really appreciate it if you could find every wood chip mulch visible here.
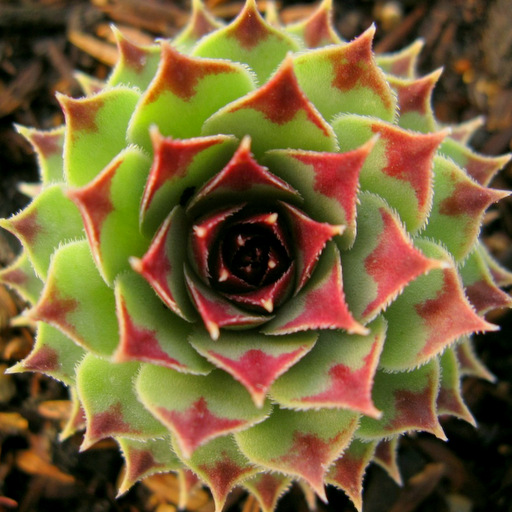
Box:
[0,1,511,511]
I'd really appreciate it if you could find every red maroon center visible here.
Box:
[209,212,292,294]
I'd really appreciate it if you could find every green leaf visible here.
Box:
[0,184,84,280]
[202,57,338,158]
[340,193,441,323]
[192,0,299,83]
[375,39,424,78]
[16,125,65,185]
[186,136,301,219]
[172,0,224,54]
[459,245,512,314]
[270,316,386,417]
[68,147,151,284]
[388,69,442,133]
[437,348,475,425]
[133,206,197,321]
[236,407,359,500]
[173,434,258,512]
[263,139,375,249]
[114,271,212,374]
[293,26,397,122]
[189,327,317,407]
[421,155,509,261]
[107,30,161,90]
[358,359,445,440]
[136,366,271,458]
[128,42,255,151]
[7,322,85,385]
[141,130,237,236]
[332,115,446,233]
[380,238,496,371]
[439,136,511,186]
[117,436,183,496]
[326,438,377,512]
[60,87,141,187]
[285,0,343,49]
[372,437,402,485]
[0,250,43,305]
[455,336,495,382]
[263,242,366,336]
[241,473,292,512]
[59,386,86,440]
[29,240,119,356]
[77,354,167,450]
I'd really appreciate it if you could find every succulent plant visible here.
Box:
[1,0,511,510]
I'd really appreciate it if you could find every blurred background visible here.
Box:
[0,1,511,511]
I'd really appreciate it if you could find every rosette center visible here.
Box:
[213,214,291,292]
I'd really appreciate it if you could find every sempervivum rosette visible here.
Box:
[1,0,511,510]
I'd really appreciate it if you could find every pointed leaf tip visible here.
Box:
[203,55,337,156]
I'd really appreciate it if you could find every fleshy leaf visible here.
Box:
[192,0,299,83]
[59,87,140,186]
[477,241,512,287]
[455,336,495,382]
[74,71,105,96]
[184,265,269,340]
[0,184,83,279]
[448,116,485,144]
[236,407,359,500]
[326,438,377,512]
[172,0,224,53]
[440,137,511,186]
[173,434,258,512]
[380,239,496,371]
[187,136,301,217]
[7,322,85,385]
[389,69,442,133]
[128,42,255,151]
[0,251,43,304]
[114,271,213,374]
[263,242,367,336]
[358,359,446,440]
[59,387,86,440]
[107,29,161,90]
[28,240,119,356]
[132,206,197,321]
[285,0,342,48]
[422,155,509,261]
[376,39,424,78]
[77,354,167,450]
[141,129,237,236]
[136,366,271,458]
[459,245,512,314]
[68,147,151,284]
[280,202,343,292]
[16,125,65,185]
[117,437,183,496]
[332,115,447,232]
[242,473,292,512]
[222,265,296,314]
[177,469,203,510]
[373,437,402,485]
[202,56,338,157]
[293,26,397,123]
[189,328,317,407]
[437,348,475,425]
[263,138,375,249]
[271,316,385,417]
[341,193,442,323]
[189,204,245,282]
